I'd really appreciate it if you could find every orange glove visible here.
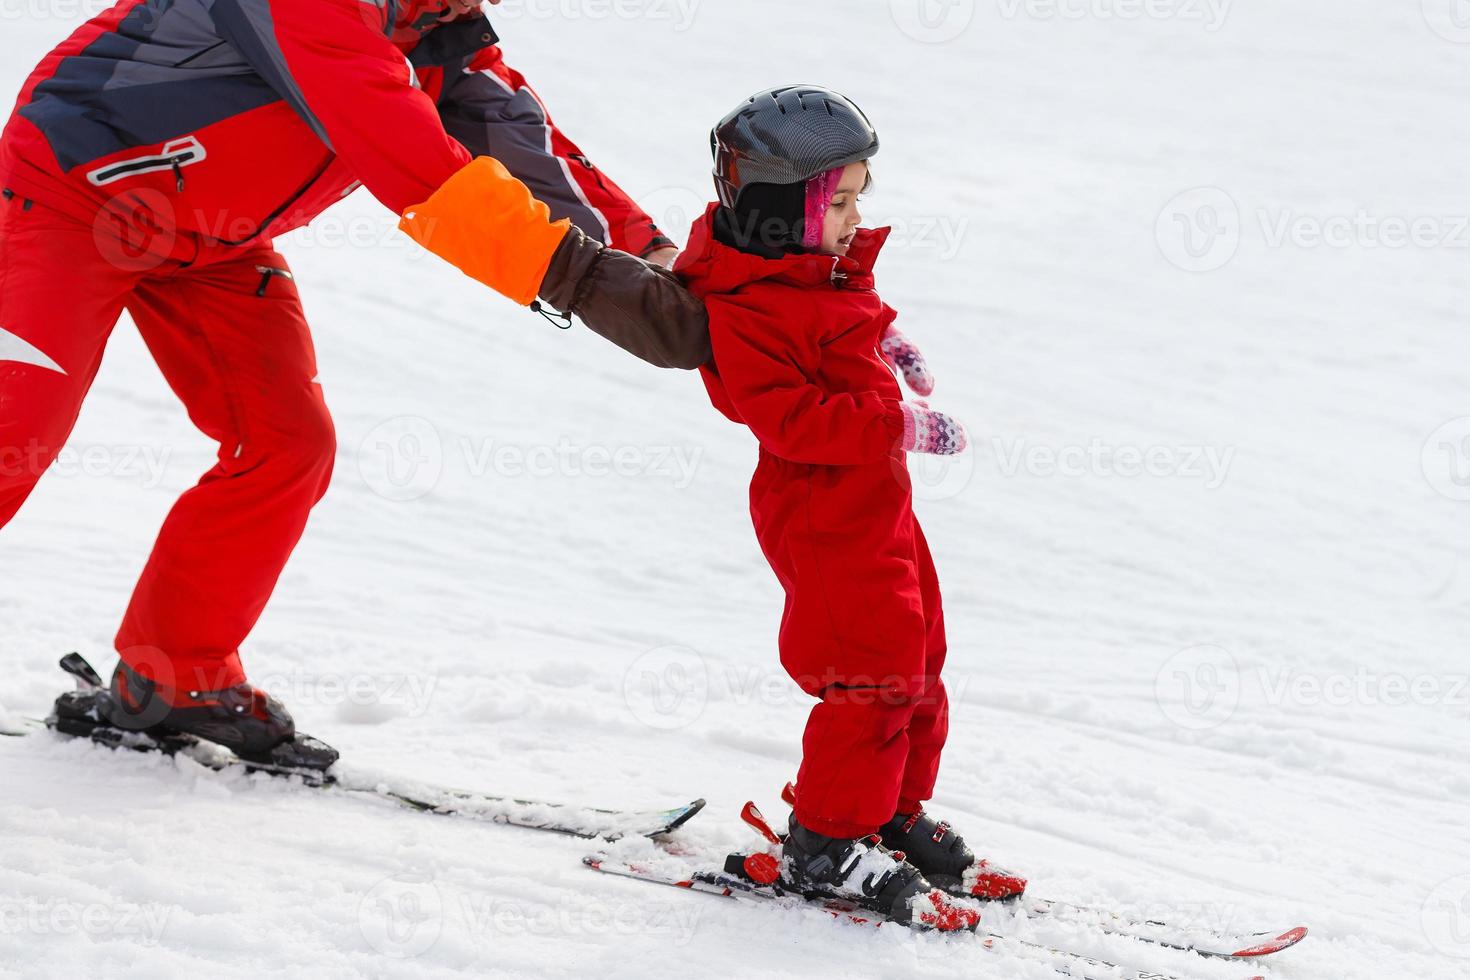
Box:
[399,156,570,306]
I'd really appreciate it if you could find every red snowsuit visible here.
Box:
[0,0,667,695]
[676,206,950,840]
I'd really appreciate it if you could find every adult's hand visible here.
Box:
[540,226,710,370]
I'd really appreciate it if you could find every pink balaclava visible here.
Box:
[802,166,846,250]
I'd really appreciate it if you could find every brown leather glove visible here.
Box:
[538,225,711,370]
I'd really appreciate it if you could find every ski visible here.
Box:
[1016,897,1308,959]
[584,850,1266,980]
[23,710,703,838]
[16,654,704,841]
[771,782,1306,961]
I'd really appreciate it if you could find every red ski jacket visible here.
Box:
[676,204,906,464]
[0,0,667,256]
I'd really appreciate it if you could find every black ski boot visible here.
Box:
[782,814,979,931]
[878,809,1027,900]
[102,660,338,770]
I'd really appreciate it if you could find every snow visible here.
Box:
[2,2,1468,978]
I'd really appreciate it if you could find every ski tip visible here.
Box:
[672,799,707,831]
[646,799,706,839]
[1232,925,1308,957]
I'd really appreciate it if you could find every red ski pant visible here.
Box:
[0,193,333,692]
[751,451,950,840]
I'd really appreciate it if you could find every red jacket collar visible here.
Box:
[675,203,891,297]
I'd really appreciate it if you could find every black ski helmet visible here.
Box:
[710,84,879,209]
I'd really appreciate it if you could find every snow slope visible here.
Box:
[2,2,1468,978]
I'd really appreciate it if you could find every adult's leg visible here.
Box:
[0,194,133,528]
[116,246,334,692]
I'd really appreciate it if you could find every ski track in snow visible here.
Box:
[2,3,1468,979]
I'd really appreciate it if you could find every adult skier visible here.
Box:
[0,0,708,766]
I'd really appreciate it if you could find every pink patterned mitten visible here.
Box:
[899,402,969,456]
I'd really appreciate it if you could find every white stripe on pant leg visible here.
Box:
[0,325,67,375]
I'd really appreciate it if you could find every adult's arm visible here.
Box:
[215,0,706,362]
[438,46,675,259]
[213,0,565,302]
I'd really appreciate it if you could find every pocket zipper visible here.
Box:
[254,265,295,297]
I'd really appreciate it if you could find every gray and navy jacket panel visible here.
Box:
[0,0,671,256]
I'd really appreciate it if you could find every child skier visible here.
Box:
[674,86,1026,928]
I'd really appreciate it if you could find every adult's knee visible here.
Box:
[240,397,336,492]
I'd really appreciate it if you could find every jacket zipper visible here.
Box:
[217,156,337,247]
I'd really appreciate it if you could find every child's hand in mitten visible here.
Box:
[880,324,934,397]
[899,401,968,455]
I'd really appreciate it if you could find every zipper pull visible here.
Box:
[170,156,186,192]
[254,265,295,297]
[529,300,573,330]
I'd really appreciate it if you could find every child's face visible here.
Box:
[820,162,869,256]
